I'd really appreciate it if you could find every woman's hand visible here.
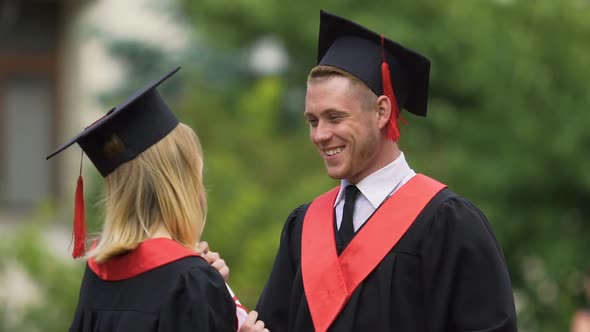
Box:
[197,241,229,281]
[239,311,269,332]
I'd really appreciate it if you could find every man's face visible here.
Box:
[304,75,385,184]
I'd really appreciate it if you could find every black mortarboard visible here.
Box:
[46,66,181,259]
[46,66,181,177]
[317,10,431,121]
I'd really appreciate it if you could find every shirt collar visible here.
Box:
[334,152,413,208]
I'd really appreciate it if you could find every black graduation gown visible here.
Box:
[256,189,517,332]
[69,239,236,332]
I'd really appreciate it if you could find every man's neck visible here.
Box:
[348,141,401,184]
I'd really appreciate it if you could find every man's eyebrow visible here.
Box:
[303,110,321,119]
[304,108,345,118]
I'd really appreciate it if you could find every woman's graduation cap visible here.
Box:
[46,66,181,258]
[316,10,431,141]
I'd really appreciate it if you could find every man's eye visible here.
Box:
[307,118,318,127]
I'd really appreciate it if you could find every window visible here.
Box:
[0,0,59,209]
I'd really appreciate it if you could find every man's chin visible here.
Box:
[325,168,346,180]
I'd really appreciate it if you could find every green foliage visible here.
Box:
[0,224,83,332]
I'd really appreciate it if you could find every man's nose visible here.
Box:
[311,121,333,143]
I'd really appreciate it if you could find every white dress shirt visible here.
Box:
[334,152,416,232]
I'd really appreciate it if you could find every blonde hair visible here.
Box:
[87,123,207,263]
[307,65,377,110]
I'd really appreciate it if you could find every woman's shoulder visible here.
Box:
[168,255,210,270]
[158,258,236,331]
[164,255,222,282]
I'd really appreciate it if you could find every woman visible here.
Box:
[47,67,267,332]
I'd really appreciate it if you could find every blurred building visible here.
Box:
[0,0,189,227]
[0,0,88,218]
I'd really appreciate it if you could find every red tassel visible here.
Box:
[380,35,401,142]
[72,152,87,258]
[72,176,87,258]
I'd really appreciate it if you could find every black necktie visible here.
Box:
[339,185,360,251]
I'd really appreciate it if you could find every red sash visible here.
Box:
[88,238,203,281]
[301,174,446,332]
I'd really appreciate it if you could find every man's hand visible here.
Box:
[239,311,269,332]
[197,241,229,281]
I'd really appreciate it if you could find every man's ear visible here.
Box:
[376,95,392,130]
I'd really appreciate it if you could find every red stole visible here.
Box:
[88,238,203,281]
[301,174,446,332]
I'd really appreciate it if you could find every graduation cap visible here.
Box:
[46,66,181,258]
[316,10,431,141]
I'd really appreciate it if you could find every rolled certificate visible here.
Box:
[226,283,249,331]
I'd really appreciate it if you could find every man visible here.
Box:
[256,10,517,332]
